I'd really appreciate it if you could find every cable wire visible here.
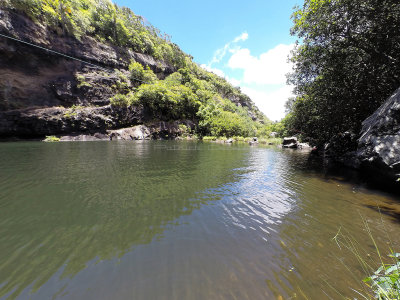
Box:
[0,32,148,83]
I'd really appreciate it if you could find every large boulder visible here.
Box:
[356,88,400,182]
[108,125,151,140]
[282,137,298,149]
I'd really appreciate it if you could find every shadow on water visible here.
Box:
[0,141,251,299]
[260,148,400,299]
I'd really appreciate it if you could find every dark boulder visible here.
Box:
[282,137,298,149]
[355,87,400,182]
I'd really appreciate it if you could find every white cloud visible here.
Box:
[200,64,225,77]
[242,85,294,121]
[208,32,248,66]
[233,32,249,43]
[203,38,295,121]
[228,44,294,85]
[226,76,241,87]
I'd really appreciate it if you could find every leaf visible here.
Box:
[385,265,399,275]
[363,277,372,282]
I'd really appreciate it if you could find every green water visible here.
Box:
[0,141,399,299]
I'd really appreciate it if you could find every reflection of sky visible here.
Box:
[218,148,298,234]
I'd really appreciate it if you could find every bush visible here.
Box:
[133,81,200,120]
[129,61,158,85]
[43,136,60,142]
[110,92,135,107]
[364,253,400,299]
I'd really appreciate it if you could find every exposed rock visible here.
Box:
[355,87,400,182]
[282,137,298,149]
[0,8,175,111]
[323,131,359,167]
[147,120,196,140]
[0,105,144,138]
[0,8,263,140]
[108,125,151,141]
[298,143,311,149]
[248,137,259,146]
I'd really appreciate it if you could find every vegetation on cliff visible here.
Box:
[2,0,276,138]
[285,0,400,146]
[108,58,271,137]
[4,0,187,68]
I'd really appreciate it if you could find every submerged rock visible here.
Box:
[60,133,109,141]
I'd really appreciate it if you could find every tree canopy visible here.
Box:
[287,0,400,146]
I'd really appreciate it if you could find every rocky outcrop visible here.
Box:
[324,88,400,185]
[0,8,263,140]
[355,87,400,182]
[109,125,151,140]
[282,137,298,149]
[0,105,144,138]
[0,8,175,111]
[55,120,196,142]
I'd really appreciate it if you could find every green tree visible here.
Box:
[288,0,400,146]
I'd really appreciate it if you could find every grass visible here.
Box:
[258,137,283,145]
[332,214,400,299]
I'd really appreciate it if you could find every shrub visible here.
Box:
[43,136,60,142]
[129,61,157,85]
[110,92,135,107]
[133,81,200,120]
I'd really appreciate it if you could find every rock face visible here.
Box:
[0,8,175,111]
[355,87,400,181]
[0,8,264,139]
[109,125,151,141]
[282,137,298,149]
[55,120,195,142]
[0,105,144,138]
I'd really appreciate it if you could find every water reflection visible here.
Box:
[0,141,249,299]
[266,163,400,299]
[0,142,399,300]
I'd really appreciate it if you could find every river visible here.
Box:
[0,141,399,299]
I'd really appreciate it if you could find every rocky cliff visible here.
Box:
[1,7,264,139]
[0,8,171,138]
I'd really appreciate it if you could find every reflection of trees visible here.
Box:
[0,141,249,299]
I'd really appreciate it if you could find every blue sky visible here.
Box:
[114,0,302,121]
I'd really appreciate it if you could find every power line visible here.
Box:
[0,32,148,83]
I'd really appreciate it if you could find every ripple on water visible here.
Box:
[0,141,400,300]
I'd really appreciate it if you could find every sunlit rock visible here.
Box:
[356,87,400,181]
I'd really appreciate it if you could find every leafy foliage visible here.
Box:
[5,0,187,68]
[5,0,270,138]
[132,81,200,120]
[287,0,400,146]
[109,60,267,137]
[128,61,157,85]
[364,253,400,299]
[43,135,60,142]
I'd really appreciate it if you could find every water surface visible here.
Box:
[0,141,399,299]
